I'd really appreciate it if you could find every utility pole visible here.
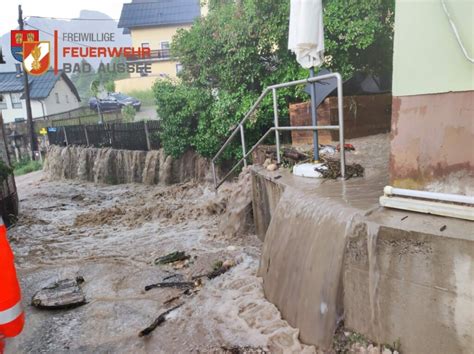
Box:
[18,5,37,160]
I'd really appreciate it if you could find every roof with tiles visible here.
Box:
[118,0,201,30]
[0,70,80,101]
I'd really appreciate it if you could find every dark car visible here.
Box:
[89,93,141,112]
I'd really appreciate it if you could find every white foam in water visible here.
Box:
[8,170,315,353]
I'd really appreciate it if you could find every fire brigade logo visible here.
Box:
[11,30,39,62]
[23,41,50,76]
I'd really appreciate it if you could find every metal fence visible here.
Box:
[34,110,123,131]
[47,121,161,151]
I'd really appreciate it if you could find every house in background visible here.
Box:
[115,0,205,92]
[0,69,81,123]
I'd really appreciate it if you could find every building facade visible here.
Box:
[0,70,81,123]
[390,0,473,195]
[115,0,204,93]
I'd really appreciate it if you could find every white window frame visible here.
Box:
[11,93,22,109]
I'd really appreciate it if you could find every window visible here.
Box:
[55,93,60,104]
[11,93,22,109]
[176,63,183,74]
[66,94,69,104]
[141,42,150,49]
[0,95,7,109]
[160,41,170,60]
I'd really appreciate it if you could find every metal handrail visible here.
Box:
[211,72,346,190]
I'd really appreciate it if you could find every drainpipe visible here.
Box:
[380,186,474,221]
[40,100,46,120]
[384,186,473,205]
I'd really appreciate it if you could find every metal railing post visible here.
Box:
[240,124,247,167]
[211,161,218,192]
[272,88,281,164]
[336,73,346,178]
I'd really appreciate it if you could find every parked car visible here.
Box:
[89,93,141,112]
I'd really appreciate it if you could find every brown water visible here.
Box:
[258,134,391,350]
[259,188,362,349]
[44,146,212,186]
[6,171,315,353]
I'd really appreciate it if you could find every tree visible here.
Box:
[155,0,395,161]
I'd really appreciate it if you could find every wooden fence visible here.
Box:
[47,121,161,151]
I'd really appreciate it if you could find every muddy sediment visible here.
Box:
[44,145,213,185]
[7,171,314,353]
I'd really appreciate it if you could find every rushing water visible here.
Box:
[6,171,315,353]
[259,187,362,350]
[44,146,212,186]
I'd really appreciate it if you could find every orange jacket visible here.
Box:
[0,218,24,343]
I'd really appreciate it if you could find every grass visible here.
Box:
[13,158,43,176]
[126,90,156,106]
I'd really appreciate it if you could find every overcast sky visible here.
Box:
[0,0,127,35]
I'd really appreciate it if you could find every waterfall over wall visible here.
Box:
[44,146,213,185]
[259,187,363,349]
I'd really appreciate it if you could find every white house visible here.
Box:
[0,69,81,123]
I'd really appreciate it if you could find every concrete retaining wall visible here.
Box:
[252,167,474,353]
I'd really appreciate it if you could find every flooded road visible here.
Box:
[7,171,314,353]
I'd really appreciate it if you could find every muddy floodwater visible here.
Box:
[6,171,315,353]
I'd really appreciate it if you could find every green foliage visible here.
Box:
[126,90,155,106]
[121,105,137,123]
[155,0,394,162]
[0,159,13,181]
[70,57,130,100]
[13,158,42,176]
[70,59,97,100]
[153,81,212,158]
[323,0,395,78]
[104,81,116,93]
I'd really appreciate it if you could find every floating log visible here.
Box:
[144,282,195,292]
[138,304,183,337]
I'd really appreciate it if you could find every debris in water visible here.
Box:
[138,304,184,337]
[71,194,85,201]
[207,260,235,280]
[145,281,196,292]
[220,346,267,353]
[266,163,278,171]
[440,225,447,232]
[319,145,337,155]
[154,251,191,265]
[212,260,224,271]
[32,277,86,309]
[401,216,408,221]
[336,143,356,151]
[192,259,236,280]
[273,175,282,180]
[314,159,364,179]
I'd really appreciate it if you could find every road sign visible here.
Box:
[39,128,48,135]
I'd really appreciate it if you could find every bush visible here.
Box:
[155,0,394,163]
[126,90,155,106]
[13,158,42,176]
[153,81,212,158]
[0,159,13,182]
[121,105,137,123]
